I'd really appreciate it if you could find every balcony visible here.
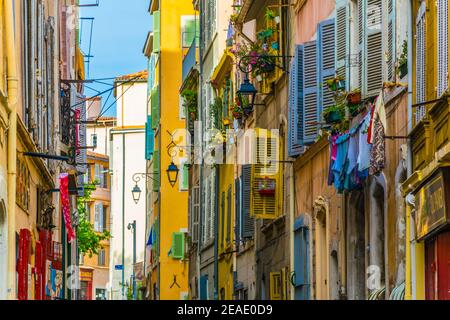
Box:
[410,94,450,172]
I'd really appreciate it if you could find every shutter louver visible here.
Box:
[152,150,160,192]
[437,0,449,97]
[415,2,426,122]
[242,165,254,238]
[335,1,349,82]
[250,130,280,220]
[172,232,185,259]
[145,115,154,160]
[318,19,336,117]
[293,217,311,299]
[75,93,87,175]
[192,186,200,244]
[234,178,241,247]
[302,41,318,144]
[365,0,383,97]
[151,86,160,130]
[153,11,161,53]
[226,186,232,245]
[386,0,396,81]
[358,0,365,90]
[288,45,304,157]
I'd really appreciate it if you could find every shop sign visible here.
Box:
[415,170,449,239]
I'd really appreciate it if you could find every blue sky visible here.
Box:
[80,0,151,116]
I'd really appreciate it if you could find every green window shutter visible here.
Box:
[153,150,160,192]
[145,115,154,160]
[172,232,185,259]
[154,219,159,258]
[182,16,197,48]
[153,11,161,53]
[181,162,189,190]
[151,86,160,129]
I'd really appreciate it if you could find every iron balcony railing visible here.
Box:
[182,38,198,83]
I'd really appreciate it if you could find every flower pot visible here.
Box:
[399,62,408,78]
[324,110,343,124]
[258,189,276,196]
[232,111,243,119]
[349,105,361,117]
[347,91,361,105]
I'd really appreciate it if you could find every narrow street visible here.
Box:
[0,0,449,303]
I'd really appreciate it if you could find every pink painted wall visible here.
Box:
[295,0,335,44]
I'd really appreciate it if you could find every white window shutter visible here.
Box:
[437,0,449,97]
[365,0,383,97]
[94,203,100,232]
[192,186,200,243]
[415,2,426,122]
[335,0,350,83]
[358,0,365,91]
[385,0,396,81]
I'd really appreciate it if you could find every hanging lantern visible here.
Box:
[166,162,179,187]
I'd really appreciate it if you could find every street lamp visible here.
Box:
[237,77,257,115]
[131,173,157,204]
[166,161,179,188]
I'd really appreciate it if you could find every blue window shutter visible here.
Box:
[302,41,318,145]
[145,115,154,160]
[335,0,350,86]
[288,45,304,157]
[294,217,310,300]
[200,275,208,300]
[318,19,336,117]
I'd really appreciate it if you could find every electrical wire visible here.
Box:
[96,81,136,120]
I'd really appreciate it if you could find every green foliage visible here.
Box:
[77,180,111,258]
[398,39,407,67]
[181,89,198,116]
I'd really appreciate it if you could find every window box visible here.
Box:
[257,178,276,196]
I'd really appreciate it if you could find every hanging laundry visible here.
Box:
[332,133,350,193]
[369,117,386,175]
[358,110,372,176]
[368,91,386,144]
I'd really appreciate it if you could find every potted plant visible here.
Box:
[325,76,345,92]
[348,103,361,117]
[257,177,276,196]
[398,40,408,78]
[347,89,361,105]
[323,104,345,124]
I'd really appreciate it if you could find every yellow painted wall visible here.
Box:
[156,0,194,300]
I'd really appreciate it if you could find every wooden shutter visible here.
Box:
[269,272,282,300]
[251,129,280,219]
[192,186,200,243]
[75,93,87,174]
[293,217,311,300]
[172,232,185,259]
[288,45,304,157]
[220,192,225,248]
[415,2,426,121]
[94,203,100,232]
[102,205,107,232]
[153,11,161,53]
[152,150,160,192]
[145,115,154,160]
[226,185,232,245]
[385,0,396,81]
[242,165,254,239]
[335,0,350,83]
[200,275,208,300]
[318,19,336,117]
[151,86,160,130]
[365,0,383,97]
[234,178,241,246]
[302,41,318,144]
[437,0,449,97]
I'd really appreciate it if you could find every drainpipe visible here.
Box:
[214,168,219,300]
[405,0,414,301]
[5,0,18,300]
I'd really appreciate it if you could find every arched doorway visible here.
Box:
[313,197,328,299]
[346,190,366,300]
[0,200,7,300]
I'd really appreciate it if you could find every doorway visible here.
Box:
[425,231,450,300]
[346,190,366,300]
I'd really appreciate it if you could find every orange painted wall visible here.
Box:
[295,0,335,44]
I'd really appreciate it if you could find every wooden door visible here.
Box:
[425,237,437,300]
[437,231,450,300]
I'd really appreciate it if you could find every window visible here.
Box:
[98,249,106,266]
[415,1,426,121]
[95,288,107,300]
[94,203,106,233]
[181,15,199,48]
[191,186,200,243]
[94,164,107,188]
[79,254,84,265]
[269,272,282,300]
[16,158,30,212]
[179,160,189,191]
[437,0,448,97]
[91,134,98,148]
